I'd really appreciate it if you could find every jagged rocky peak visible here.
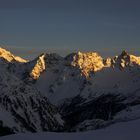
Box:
[103,50,130,68]
[113,50,140,68]
[30,53,46,80]
[29,53,63,80]
[0,47,27,63]
[70,51,104,77]
[117,50,130,62]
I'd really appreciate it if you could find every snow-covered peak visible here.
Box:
[113,50,140,68]
[0,47,27,63]
[29,53,63,80]
[70,51,104,77]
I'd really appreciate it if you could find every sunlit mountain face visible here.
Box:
[0,47,140,137]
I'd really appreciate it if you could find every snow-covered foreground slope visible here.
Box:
[1,119,140,140]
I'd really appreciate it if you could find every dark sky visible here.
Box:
[0,0,140,58]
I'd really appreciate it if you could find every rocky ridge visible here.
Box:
[1,47,140,80]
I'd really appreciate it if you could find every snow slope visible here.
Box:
[1,119,140,140]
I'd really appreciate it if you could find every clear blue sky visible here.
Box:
[0,0,140,58]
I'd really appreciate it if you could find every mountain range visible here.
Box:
[0,47,140,135]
